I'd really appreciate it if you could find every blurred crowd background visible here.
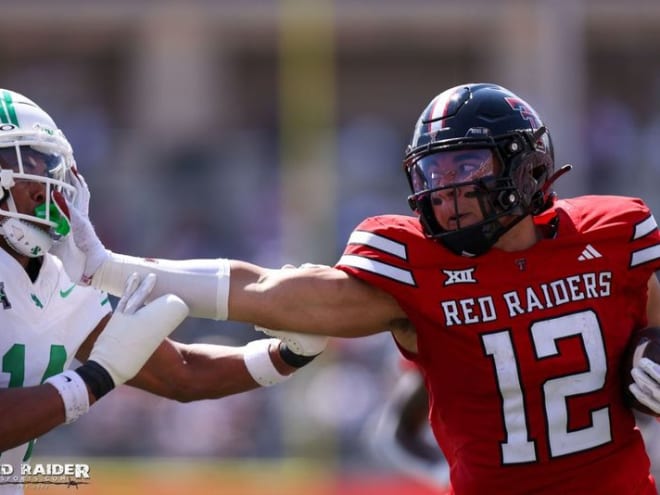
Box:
[2,0,660,481]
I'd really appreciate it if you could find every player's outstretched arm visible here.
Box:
[83,253,403,336]
[51,174,405,335]
[51,173,231,319]
[123,326,327,400]
[0,273,188,452]
[228,260,406,336]
[113,270,328,400]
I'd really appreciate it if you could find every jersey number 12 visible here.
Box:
[482,310,611,464]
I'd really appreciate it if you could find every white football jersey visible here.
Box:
[0,249,110,494]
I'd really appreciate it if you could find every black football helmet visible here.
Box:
[403,83,562,257]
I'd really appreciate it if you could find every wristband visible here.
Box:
[244,339,290,387]
[45,370,90,424]
[75,360,115,399]
[279,343,319,368]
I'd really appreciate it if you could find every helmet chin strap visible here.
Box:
[1,217,54,258]
[439,193,528,257]
[0,194,54,258]
[440,218,509,257]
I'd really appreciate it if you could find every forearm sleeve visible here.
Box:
[92,252,230,320]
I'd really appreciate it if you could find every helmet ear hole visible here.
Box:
[529,190,548,216]
[531,155,550,181]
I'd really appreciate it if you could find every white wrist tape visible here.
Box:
[92,252,230,320]
[243,339,291,387]
[45,370,90,424]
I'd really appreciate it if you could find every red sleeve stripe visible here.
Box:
[630,244,660,268]
[338,254,415,286]
[347,231,408,260]
[634,215,657,240]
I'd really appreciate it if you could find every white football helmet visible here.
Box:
[0,89,76,257]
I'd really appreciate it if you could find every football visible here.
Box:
[622,326,660,416]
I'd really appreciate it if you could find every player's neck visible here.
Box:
[494,216,541,252]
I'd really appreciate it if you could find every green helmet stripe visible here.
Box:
[0,90,18,126]
[0,93,8,124]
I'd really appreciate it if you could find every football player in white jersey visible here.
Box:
[0,89,326,494]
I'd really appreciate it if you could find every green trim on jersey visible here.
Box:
[30,294,44,309]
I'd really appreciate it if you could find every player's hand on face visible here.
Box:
[50,170,110,285]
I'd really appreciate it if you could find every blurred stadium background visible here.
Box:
[0,0,658,493]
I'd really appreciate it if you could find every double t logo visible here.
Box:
[504,96,542,128]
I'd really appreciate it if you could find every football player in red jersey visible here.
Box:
[57,83,660,494]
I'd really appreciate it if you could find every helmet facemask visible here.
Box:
[0,142,76,257]
[405,126,555,257]
[403,83,563,256]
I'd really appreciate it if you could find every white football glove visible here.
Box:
[629,357,660,414]
[50,171,110,285]
[89,272,189,386]
[252,262,329,359]
[255,326,328,357]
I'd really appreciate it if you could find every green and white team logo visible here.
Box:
[0,90,18,126]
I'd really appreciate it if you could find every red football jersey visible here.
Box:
[336,195,660,495]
